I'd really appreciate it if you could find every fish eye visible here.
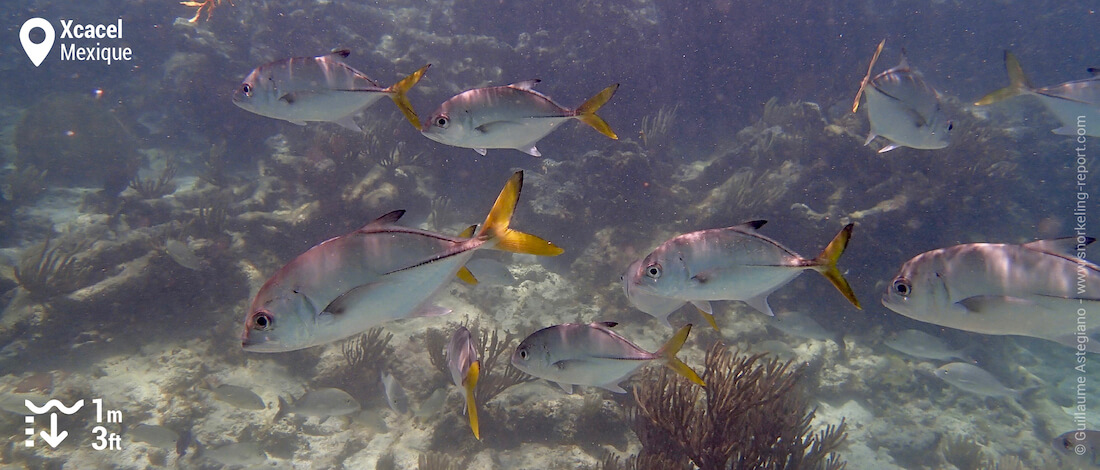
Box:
[947,121,954,131]
[241,83,252,97]
[518,347,528,360]
[892,278,911,297]
[645,263,662,279]
[251,311,273,331]
[435,115,449,128]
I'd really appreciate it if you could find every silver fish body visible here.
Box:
[853,40,952,152]
[622,221,859,325]
[212,384,266,410]
[380,371,409,414]
[243,212,475,352]
[883,329,968,362]
[422,80,618,156]
[882,238,1100,352]
[511,322,703,393]
[129,424,180,450]
[933,362,1022,399]
[232,50,427,131]
[445,326,481,439]
[977,51,1100,137]
[242,172,563,353]
[275,388,360,420]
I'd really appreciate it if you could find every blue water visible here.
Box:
[0,0,1097,468]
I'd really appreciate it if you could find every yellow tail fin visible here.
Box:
[479,171,564,257]
[456,225,479,285]
[386,64,430,130]
[465,360,481,440]
[656,324,705,387]
[812,224,861,309]
[975,51,1031,106]
[852,40,886,113]
[575,84,619,140]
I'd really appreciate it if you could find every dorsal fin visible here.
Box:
[735,220,768,231]
[327,49,351,59]
[510,79,541,90]
[896,49,911,71]
[1023,237,1095,257]
[361,210,404,230]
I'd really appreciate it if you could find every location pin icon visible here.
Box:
[20,18,55,67]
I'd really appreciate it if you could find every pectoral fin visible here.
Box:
[475,121,522,135]
[956,295,1044,315]
[321,281,393,317]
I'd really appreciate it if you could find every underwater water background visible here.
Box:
[0,0,1097,468]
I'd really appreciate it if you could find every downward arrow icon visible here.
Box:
[40,413,67,448]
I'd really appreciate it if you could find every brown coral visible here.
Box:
[629,343,847,470]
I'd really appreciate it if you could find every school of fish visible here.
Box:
[227,39,1100,453]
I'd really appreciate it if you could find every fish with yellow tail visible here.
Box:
[852,40,952,153]
[242,171,563,352]
[422,80,619,156]
[882,237,1100,352]
[622,222,860,329]
[511,322,705,394]
[975,51,1100,137]
[446,326,480,440]
[232,49,429,131]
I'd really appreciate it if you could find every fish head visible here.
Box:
[511,329,556,378]
[623,247,689,300]
[241,278,316,352]
[421,105,468,146]
[621,259,686,322]
[881,252,952,323]
[232,66,272,115]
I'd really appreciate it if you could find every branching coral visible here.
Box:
[14,236,91,302]
[629,343,847,470]
[186,193,230,240]
[342,327,394,370]
[180,0,232,23]
[425,323,534,404]
[474,326,535,405]
[128,160,177,200]
[640,103,679,150]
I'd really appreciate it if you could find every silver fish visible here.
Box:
[977,51,1100,137]
[242,171,563,352]
[212,384,266,410]
[933,362,1024,399]
[852,40,952,153]
[165,239,202,271]
[883,329,969,362]
[233,49,428,131]
[464,258,516,285]
[882,237,1100,352]
[274,388,360,421]
[380,370,409,414]
[622,221,860,329]
[205,442,266,467]
[422,80,619,156]
[128,424,180,450]
[445,326,480,440]
[1052,430,1100,467]
[765,311,836,342]
[511,322,704,394]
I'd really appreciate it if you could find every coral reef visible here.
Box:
[629,343,847,470]
[128,159,178,200]
[14,236,91,302]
